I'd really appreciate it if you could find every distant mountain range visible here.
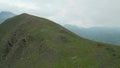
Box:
[0,11,16,23]
[64,24,120,45]
[0,13,120,68]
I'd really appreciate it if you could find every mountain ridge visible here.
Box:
[64,24,120,45]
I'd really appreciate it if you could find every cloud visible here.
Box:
[0,0,120,28]
[14,2,39,10]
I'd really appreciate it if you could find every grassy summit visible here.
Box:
[0,13,120,68]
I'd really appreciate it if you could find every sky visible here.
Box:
[0,0,120,28]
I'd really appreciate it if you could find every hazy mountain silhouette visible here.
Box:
[0,11,16,23]
[64,24,120,45]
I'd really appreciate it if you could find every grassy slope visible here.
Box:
[0,14,120,68]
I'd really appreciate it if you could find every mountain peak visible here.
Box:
[20,13,31,16]
[16,13,33,18]
[16,13,40,19]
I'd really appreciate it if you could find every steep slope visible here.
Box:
[0,14,120,68]
[0,11,16,23]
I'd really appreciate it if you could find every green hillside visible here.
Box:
[0,13,120,68]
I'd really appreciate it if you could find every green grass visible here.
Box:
[0,13,120,68]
